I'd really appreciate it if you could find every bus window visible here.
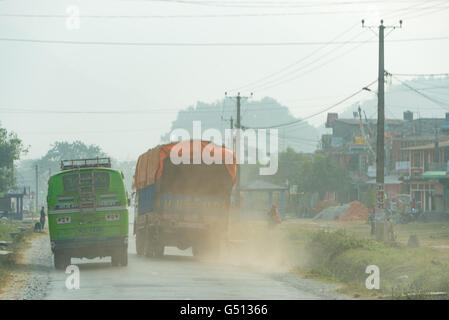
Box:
[62,172,110,192]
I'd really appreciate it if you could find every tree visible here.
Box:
[0,124,27,195]
[30,141,108,205]
[160,98,320,153]
[298,153,351,200]
[36,140,107,172]
[40,141,107,164]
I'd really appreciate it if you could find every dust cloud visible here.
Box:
[216,213,307,274]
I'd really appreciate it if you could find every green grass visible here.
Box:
[0,222,18,241]
[294,228,449,299]
[0,221,34,295]
[230,218,449,299]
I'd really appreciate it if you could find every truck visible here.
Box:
[47,158,129,269]
[133,140,236,259]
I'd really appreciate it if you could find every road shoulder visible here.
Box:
[0,233,52,300]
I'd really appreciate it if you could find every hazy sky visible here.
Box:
[1,0,449,160]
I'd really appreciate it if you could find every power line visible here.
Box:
[3,1,446,20]
[244,79,378,129]
[0,103,333,115]
[0,36,448,47]
[390,72,449,111]
[0,10,404,19]
[233,22,360,91]
[232,1,445,92]
[1,1,445,23]
[392,73,449,77]
[394,1,449,20]
[148,0,444,9]
[252,32,377,91]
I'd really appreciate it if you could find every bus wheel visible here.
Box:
[54,251,70,270]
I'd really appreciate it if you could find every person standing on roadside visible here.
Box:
[267,204,282,228]
[40,206,46,231]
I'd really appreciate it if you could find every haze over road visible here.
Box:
[3,209,347,300]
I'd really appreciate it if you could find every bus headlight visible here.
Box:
[105,214,120,221]
[56,216,71,224]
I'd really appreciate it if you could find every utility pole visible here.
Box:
[221,116,234,149]
[434,123,439,165]
[376,20,386,216]
[230,117,234,152]
[35,164,38,220]
[362,19,402,239]
[225,92,252,209]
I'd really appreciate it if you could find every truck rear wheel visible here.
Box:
[144,226,164,258]
[154,245,164,258]
[193,238,221,260]
[136,230,145,256]
[120,246,128,266]
[54,251,70,270]
[144,237,153,257]
[112,246,128,267]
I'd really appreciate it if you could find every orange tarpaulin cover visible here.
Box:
[133,140,236,190]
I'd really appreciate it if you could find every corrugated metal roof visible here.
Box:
[401,140,449,151]
[335,119,405,125]
[366,175,402,185]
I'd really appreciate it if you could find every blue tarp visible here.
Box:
[137,184,156,214]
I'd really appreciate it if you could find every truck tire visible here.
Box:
[209,239,221,259]
[112,246,128,266]
[136,230,145,256]
[154,244,164,258]
[193,238,220,260]
[144,226,163,258]
[121,246,128,266]
[111,251,120,266]
[192,245,202,258]
[54,251,70,270]
[144,232,154,257]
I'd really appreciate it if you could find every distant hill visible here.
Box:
[160,97,320,153]
[341,75,449,121]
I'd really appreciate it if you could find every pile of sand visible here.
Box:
[312,201,369,221]
[338,201,369,221]
[312,203,350,221]
[314,200,339,215]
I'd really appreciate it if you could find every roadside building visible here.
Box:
[320,110,449,214]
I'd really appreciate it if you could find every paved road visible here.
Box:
[3,210,347,300]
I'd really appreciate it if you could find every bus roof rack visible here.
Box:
[60,158,112,170]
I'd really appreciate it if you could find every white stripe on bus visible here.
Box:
[48,206,127,215]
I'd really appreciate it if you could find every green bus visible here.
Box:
[47,158,129,269]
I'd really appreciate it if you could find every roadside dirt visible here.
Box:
[0,233,52,300]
